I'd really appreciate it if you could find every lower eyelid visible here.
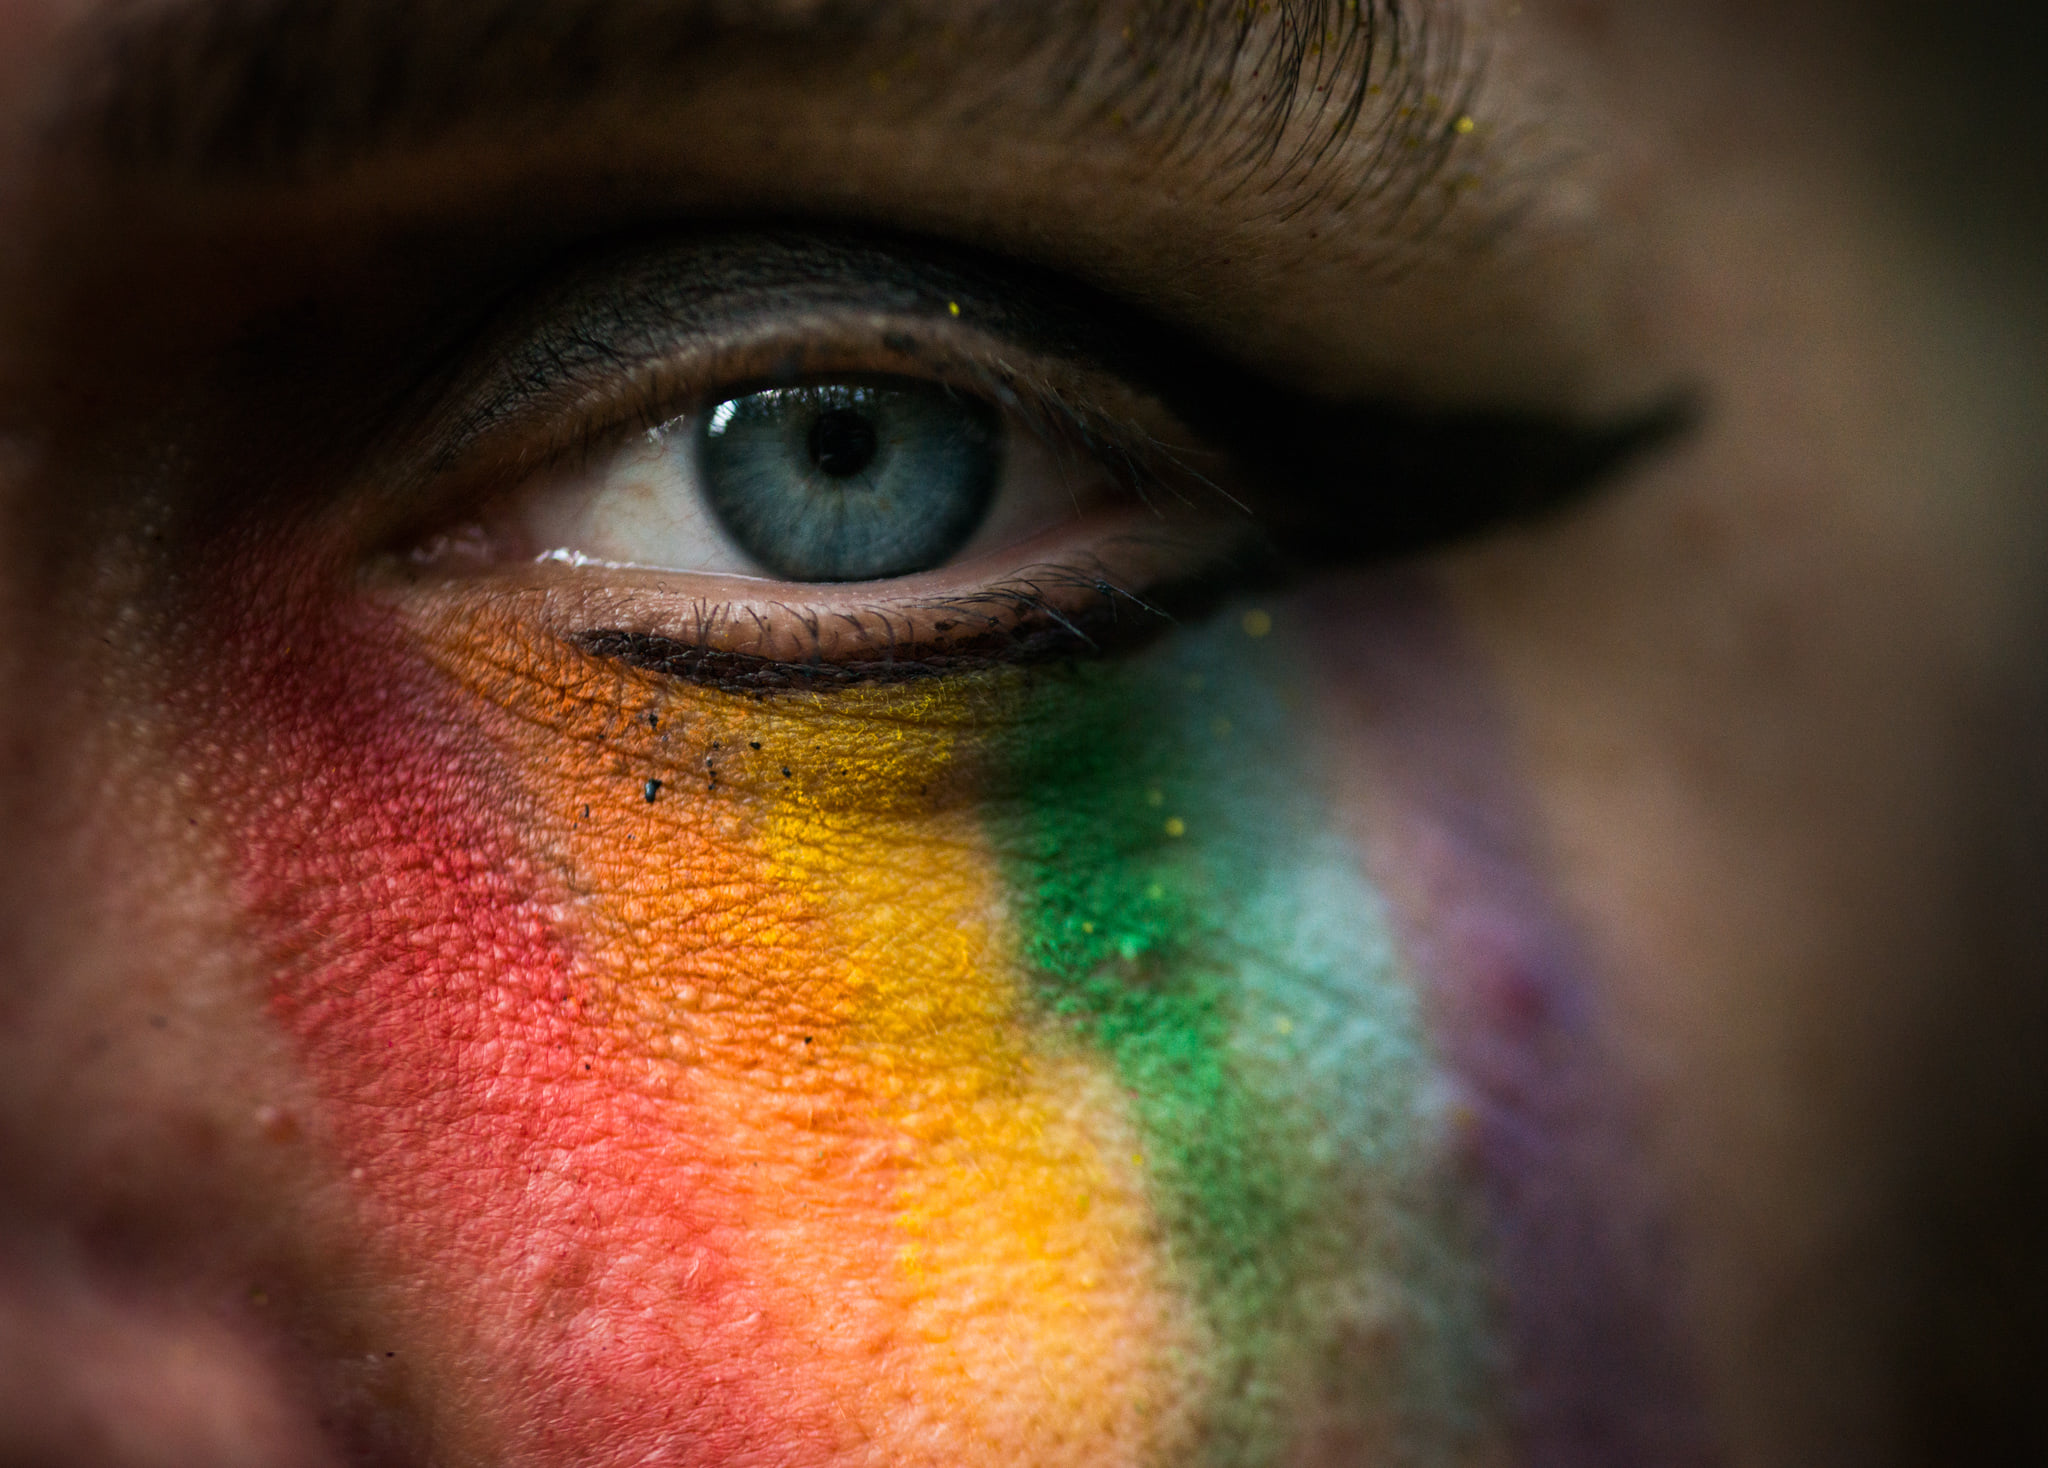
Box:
[384,509,1258,688]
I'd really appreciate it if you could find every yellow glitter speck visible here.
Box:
[1145,788,1165,807]
[1163,817,1186,839]
[1241,608,1273,638]
[1081,921,1096,934]
[947,301,961,317]
[1146,884,1165,901]
[1455,115,1476,135]
[1273,1015,1294,1036]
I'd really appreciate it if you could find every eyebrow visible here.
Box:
[61,0,1477,207]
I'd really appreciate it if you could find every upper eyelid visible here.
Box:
[436,230,1173,438]
[425,241,1212,509]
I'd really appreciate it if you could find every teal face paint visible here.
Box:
[991,610,1502,1464]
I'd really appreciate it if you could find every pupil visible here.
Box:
[807,408,880,478]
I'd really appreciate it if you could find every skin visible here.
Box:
[0,2,2044,1466]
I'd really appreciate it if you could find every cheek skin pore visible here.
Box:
[187,563,1501,1468]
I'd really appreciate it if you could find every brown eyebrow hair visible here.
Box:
[55,0,1475,210]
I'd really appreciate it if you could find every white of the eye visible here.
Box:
[514,399,1101,580]
[521,416,764,576]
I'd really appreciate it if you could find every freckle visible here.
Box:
[644,779,663,803]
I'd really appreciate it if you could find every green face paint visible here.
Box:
[990,612,1500,1463]
[244,565,1502,1468]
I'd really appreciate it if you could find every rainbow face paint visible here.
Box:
[213,581,1504,1467]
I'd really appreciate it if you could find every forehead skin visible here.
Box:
[0,2,2043,1467]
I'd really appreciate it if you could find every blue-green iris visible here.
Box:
[698,380,1002,582]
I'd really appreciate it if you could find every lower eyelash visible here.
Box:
[577,539,1274,692]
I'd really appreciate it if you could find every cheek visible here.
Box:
[200,583,1500,1467]
[1303,573,1717,1465]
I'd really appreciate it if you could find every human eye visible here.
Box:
[381,227,1670,700]
[390,231,1252,683]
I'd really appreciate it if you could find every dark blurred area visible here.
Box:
[1870,0,2048,249]
[1864,3,2048,1463]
